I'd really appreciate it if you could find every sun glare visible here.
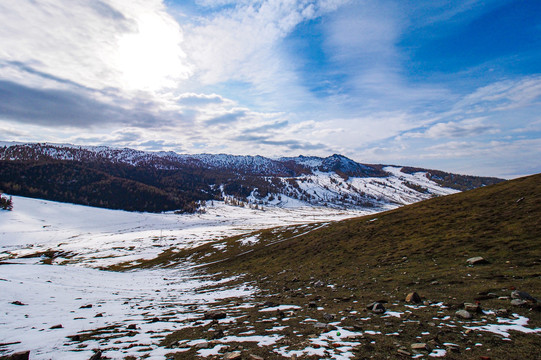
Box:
[114,13,191,92]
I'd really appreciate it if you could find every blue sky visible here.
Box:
[0,0,540,178]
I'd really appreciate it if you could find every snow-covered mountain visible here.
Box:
[0,142,504,212]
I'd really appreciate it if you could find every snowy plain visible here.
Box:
[0,195,369,359]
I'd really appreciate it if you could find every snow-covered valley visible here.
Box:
[0,195,367,359]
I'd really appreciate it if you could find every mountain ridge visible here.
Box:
[0,142,504,213]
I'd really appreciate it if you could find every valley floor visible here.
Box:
[0,196,370,359]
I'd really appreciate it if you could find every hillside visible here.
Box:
[135,173,541,359]
[0,142,503,213]
[1,175,539,359]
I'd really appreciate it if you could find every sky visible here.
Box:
[0,0,540,178]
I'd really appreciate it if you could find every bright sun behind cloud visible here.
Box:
[114,12,192,92]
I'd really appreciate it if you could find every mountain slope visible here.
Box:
[0,142,504,212]
[191,173,540,279]
[148,173,541,359]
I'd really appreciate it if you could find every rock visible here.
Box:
[495,309,509,317]
[411,343,430,351]
[511,290,537,302]
[314,280,325,287]
[195,342,208,349]
[94,313,103,318]
[89,350,102,360]
[69,335,81,342]
[405,292,422,304]
[10,301,26,306]
[464,302,481,313]
[308,301,317,308]
[204,311,227,320]
[249,355,264,360]
[127,324,137,330]
[455,310,472,319]
[397,349,412,356]
[3,351,30,360]
[224,351,242,359]
[445,343,460,352]
[50,324,63,329]
[510,299,528,307]
[370,302,386,314]
[323,313,335,321]
[466,256,488,265]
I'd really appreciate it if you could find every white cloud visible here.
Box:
[181,0,350,110]
[0,0,191,93]
[453,75,541,114]
[404,117,497,139]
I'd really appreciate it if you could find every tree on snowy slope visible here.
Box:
[0,194,13,210]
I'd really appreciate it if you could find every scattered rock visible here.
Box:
[411,343,430,351]
[127,324,137,330]
[2,351,30,360]
[464,302,481,313]
[224,351,242,359]
[314,280,325,287]
[79,304,93,309]
[50,324,63,329]
[455,310,472,319]
[405,292,422,304]
[466,256,488,265]
[510,299,528,307]
[445,343,460,352]
[249,355,264,360]
[323,313,335,321]
[94,313,103,318]
[10,301,26,306]
[370,302,386,314]
[204,311,227,320]
[511,290,537,302]
[308,301,317,308]
[397,349,412,356]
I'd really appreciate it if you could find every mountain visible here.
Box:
[0,142,504,212]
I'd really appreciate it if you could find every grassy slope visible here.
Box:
[187,173,540,292]
[121,174,541,359]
